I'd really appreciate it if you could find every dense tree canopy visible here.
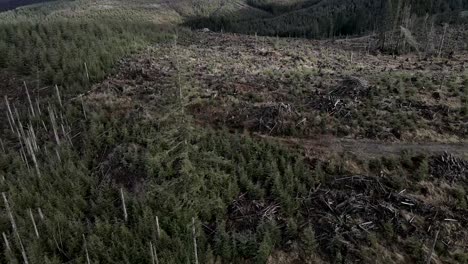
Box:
[0,16,173,94]
[0,1,467,263]
[187,0,468,38]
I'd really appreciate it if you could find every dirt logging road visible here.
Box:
[257,134,468,159]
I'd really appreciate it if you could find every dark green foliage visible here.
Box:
[382,221,395,239]
[451,186,467,209]
[454,251,468,264]
[0,97,318,263]
[300,225,317,257]
[1,1,467,263]
[0,18,173,94]
[187,0,468,39]
[414,157,429,181]
[246,0,322,15]
[405,237,426,264]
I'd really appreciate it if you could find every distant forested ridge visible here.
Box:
[187,0,468,38]
[0,0,57,11]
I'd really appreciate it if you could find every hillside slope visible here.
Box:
[0,1,467,264]
[0,0,55,11]
[187,0,468,38]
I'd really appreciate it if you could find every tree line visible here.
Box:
[0,17,173,95]
[187,0,468,39]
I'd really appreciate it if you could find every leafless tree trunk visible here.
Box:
[120,188,128,222]
[150,241,156,264]
[426,17,435,55]
[150,241,159,264]
[84,62,90,81]
[2,193,18,236]
[55,148,62,163]
[35,98,41,116]
[83,234,91,264]
[438,24,448,58]
[80,95,87,120]
[2,232,11,252]
[155,216,161,239]
[192,217,199,264]
[4,96,16,131]
[55,85,63,108]
[37,208,45,220]
[28,208,40,238]
[2,193,29,264]
[400,4,412,53]
[24,82,35,118]
[48,106,60,146]
[0,138,5,154]
[25,135,40,178]
[425,229,440,264]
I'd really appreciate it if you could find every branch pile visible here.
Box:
[228,102,302,134]
[301,175,467,256]
[311,76,369,117]
[430,152,468,183]
[228,193,281,231]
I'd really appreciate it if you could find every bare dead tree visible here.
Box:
[155,216,161,239]
[4,95,16,132]
[28,208,40,238]
[84,62,90,82]
[400,26,420,56]
[5,109,15,132]
[0,138,5,154]
[426,17,435,55]
[192,217,199,264]
[35,98,41,116]
[83,234,91,264]
[174,38,183,105]
[55,85,63,108]
[2,232,11,252]
[25,134,41,178]
[399,4,412,53]
[2,193,29,264]
[24,82,35,118]
[150,241,159,264]
[422,13,429,53]
[37,208,45,220]
[20,148,29,170]
[80,95,87,120]
[48,106,60,146]
[425,229,440,264]
[150,241,156,264]
[393,0,402,27]
[2,193,18,237]
[438,23,449,58]
[29,125,38,152]
[55,148,62,163]
[120,188,128,222]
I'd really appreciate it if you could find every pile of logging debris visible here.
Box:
[430,152,468,183]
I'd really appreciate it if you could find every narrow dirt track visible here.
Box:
[257,134,468,159]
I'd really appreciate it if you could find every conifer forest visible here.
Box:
[0,0,467,263]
